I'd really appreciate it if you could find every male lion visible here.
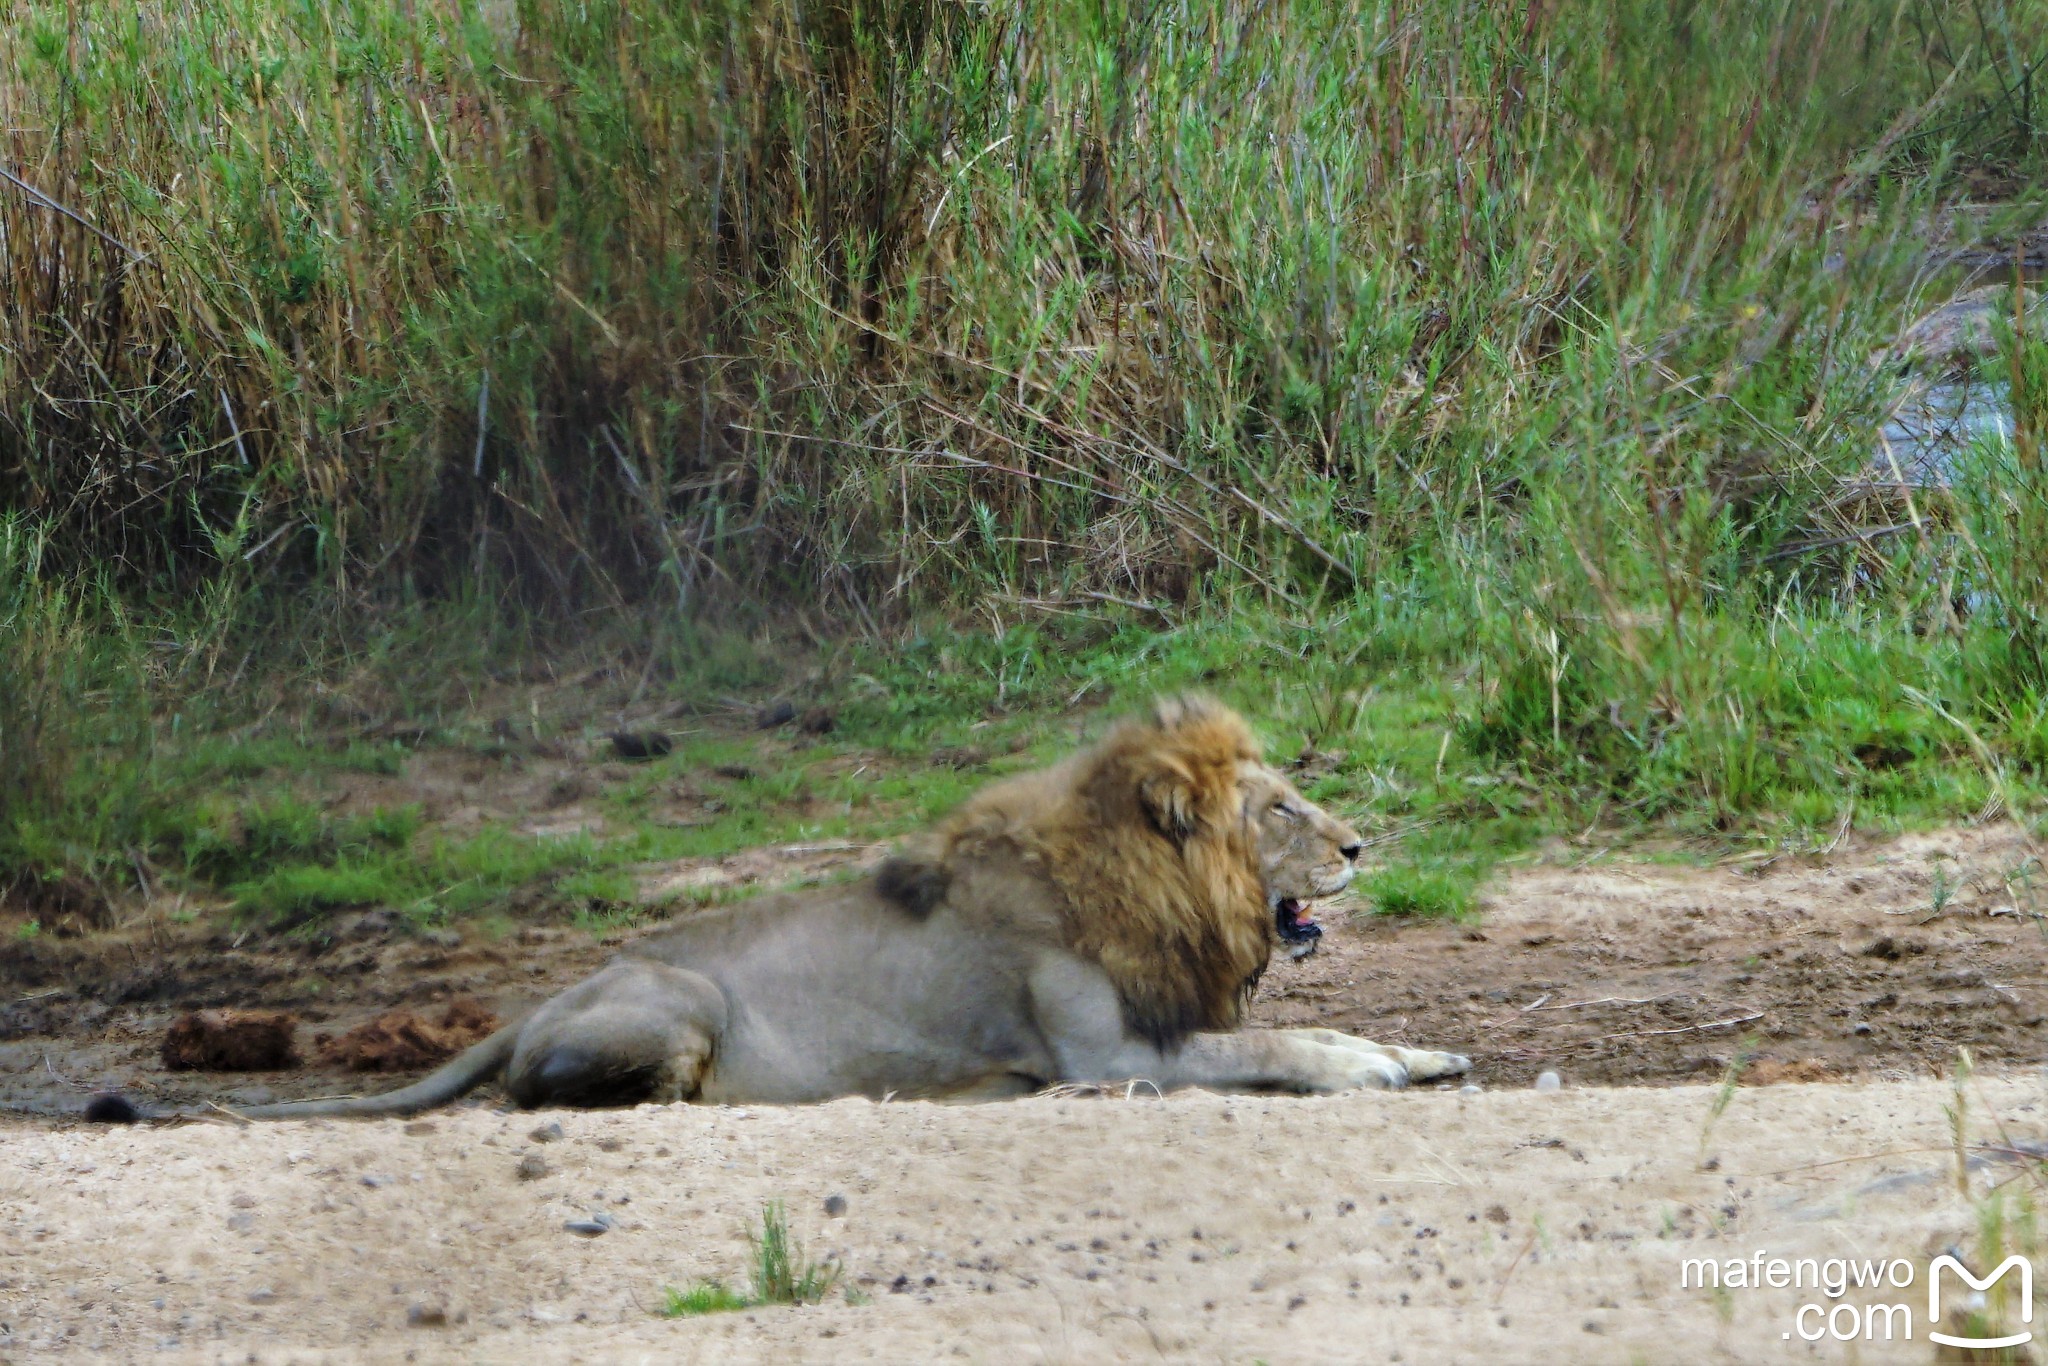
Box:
[116,697,1469,1119]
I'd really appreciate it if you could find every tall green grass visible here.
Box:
[8,1,2048,908]
[0,0,2014,608]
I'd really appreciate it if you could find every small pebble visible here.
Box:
[360,1174,393,1188]
[407,1304,449,1328]
[1458,1084,1482,1096]
[824,1194,849,1218]
[564,1213,614,1237]
[246,1289,276,1305]
[1851,1022,1874,1036]
[404,1121,437,1136]
[516,1153,549,1181]
[1534,1071,1562,1093]
[530,1121,564,1144]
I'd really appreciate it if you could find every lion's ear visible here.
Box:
[876,855,949,918]
[1136,755,1203,843]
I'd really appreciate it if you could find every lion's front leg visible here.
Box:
[1281,1027,1473,1084]
[1154,1030,1463,1093]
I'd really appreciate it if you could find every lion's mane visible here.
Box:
[881,696,1272,1047]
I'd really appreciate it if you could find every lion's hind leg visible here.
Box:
[1286,1027,1472,1084]
[503,959,728,1108]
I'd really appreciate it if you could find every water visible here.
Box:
[1877,377,2011,484]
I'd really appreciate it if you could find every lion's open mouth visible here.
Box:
[1274,897,1323,957]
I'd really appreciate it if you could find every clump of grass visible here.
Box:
[1361,864,1477,920]
[659,1201,843,1318]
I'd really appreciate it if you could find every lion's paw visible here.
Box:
[1390,1046,1472,1081]
[1285,1030,1471,1087]
[1296,1039,1410,1091]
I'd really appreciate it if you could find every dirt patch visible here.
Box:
[160,1010,301,1072]
[315,997,500,1072]
[1259,823,2048,1089]
[2,825,2045,1116]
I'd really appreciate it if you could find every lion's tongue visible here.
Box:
[1277,897,1321,940]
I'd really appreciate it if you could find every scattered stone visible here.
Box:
[360,1174,394,1189]
[755,700,798,729]
[1534,1071,1563,1093]
[315,998,499,1073]
[607,730,674,761]
[530,1121,564,1144]
[1484,1205,1511,1224]
[516,1153,549,1181]
[1852,1022,1874,1036]
[712,763,756,780]
[1458,1084,1482,1095]
[226,1213,257,1233]
[406,1304,449,1328]
[823,1194,849,1218]
[161,1010,301,1072]
[246,1289,276,1305]
[404,1121,438,1137]
[563,1213,613,1237]
[231,1193,258,1209]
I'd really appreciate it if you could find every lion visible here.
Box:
[104,697,1469,1120]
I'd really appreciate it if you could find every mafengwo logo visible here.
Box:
[1928,1254,2033,1351]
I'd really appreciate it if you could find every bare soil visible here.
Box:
[5,823,2043,1115]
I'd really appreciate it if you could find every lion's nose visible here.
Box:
[1340,841,1362,862]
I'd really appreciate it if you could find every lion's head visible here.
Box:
[882,696,1364,1047]
[1238,760,1364,959]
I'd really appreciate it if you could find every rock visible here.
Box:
[246,1288,276,1305]
[607,730,674,761]
[1458,1084,1482,1095]
[83,1093,141,1124]
[823,1194,849,1218]
[529,1120,564,1144]
[516,1153,549,1181]
[1534,1070,1563,1093]
[1889,284,2048,371]
[755,700,798,729]
[161,1010,301,1072]
[563,1213,613,1237]
[406,1304,449,1328]
[316,998,499,1073]
[1852,1022,1874,1036]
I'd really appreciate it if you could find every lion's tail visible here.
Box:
[231,1025,520,1119]
[77,1024,524,1123]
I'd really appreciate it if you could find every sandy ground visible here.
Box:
[1,1078,2043,1363]
[4,824,2047,1361]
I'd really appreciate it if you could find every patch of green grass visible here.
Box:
[658,1202,843,1319]
[1361,864,1478,920]
[657,1282,753,1318]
